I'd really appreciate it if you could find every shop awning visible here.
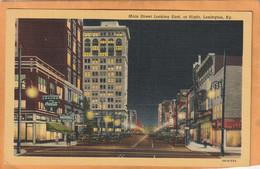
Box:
[46,122,74,134]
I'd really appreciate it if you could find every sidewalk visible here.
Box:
[186,141,241,154]
[15,141,77,147]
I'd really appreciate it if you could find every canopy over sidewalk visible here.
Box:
[46,122,74,134]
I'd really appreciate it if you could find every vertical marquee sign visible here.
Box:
[43,95,60,112]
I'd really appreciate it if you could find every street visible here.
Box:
[19,135,232,158]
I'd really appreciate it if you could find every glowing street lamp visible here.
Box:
[87,111,94,120]
[114,119,121,127]
[17,45,38,154]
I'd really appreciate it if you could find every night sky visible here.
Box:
[83,19,243,127]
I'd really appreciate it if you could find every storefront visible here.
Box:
[211,119,241,147]
[197,110,212,144]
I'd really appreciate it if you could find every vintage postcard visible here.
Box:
[1,1,258,168]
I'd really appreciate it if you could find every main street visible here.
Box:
[19,135,232,158]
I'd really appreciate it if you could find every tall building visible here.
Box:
[128,109,137,129]
[193,53,242,148]
[17,19,84,136]
[83,21,130,133]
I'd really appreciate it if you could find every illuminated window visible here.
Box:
[57,86,63,99]
[15,74,26,88]
[67,19,71,29]
[73,92,78,103]
[84,39,91,56]
[84,71,91,77]
[67,68,71,82]
[77,78,81,89]
[38,77,46,92]
[14,100,26,109]
[67,52,71,66]
[68,33,71,48]
[116,39,122,56]
[73,21,76,36]
[50,83,55,95]
[207,79,211,90]
[92,39,98,56]
[77,29,81,42]
[72,57,76,71]
[73,39,77,54]
[100,38,106,56]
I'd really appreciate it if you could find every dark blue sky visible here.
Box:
[84,20,243,127]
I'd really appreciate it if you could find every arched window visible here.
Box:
[108,38,114,56]
[92,39,98,56]
[116,39,122,56]
[100,39,106,56]
[84,39,91,56]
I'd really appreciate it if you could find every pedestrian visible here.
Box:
[55,133,59,144]
[67,134,71,146]
[202,136,207,148]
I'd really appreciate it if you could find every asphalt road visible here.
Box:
[21,135,222,158]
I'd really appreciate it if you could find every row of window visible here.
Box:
[213,103,222,120]
[67,33,81,57]
[84,91,122,97]
[91,104,123,109]
[84,65,123,71]
[85,58,122,64]
[84,32,123,37]
[84,71,122,77]
[67,52,81,74]
[89,84,122,90]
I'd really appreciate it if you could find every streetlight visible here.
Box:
[17,45,38,154]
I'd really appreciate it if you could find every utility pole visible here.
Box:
[17,45,22,154]
[221,50,226,156]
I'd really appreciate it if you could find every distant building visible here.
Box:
[83,21,130,133]
[137,117,143,128]
[158,100,174,127]
[128,110,137,129]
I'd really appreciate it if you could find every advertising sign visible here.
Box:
[43,95,59,112]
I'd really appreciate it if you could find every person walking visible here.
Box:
[55,133,59,144]
[67,134,71,146]
[202,136,207,148]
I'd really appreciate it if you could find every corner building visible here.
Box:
[17,19,84,136]
[83,21,130,133]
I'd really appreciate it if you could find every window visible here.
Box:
[107,91,114,96]
[92,78,98,83]
[38,77,46,92]
[92,65,98,70]
[100,91,106,96]
[15,74,26,88]
[116,59,122,63]
[84,39,91,56]
[84,85,90,90]
[15,100,26,109]
[73,92,78,103]
[116,78,121,83]
[73,21,76,36]
[108,38,114,56]
[220,103,222,118]
[78,61,81,74]
[116,39,122,56]
[77,43,81,57]
[107,98,114,102]
[100,85,106,90]
[108,85,114,90]
[100,59,106,63]
[84,65,90,70]
[57,86,63,99]
[100,78,106,83]
[77,29,81,42]
[77,77,81,89]
[116,72,122,76]
[67,19,71,29]
[92,59,98,63]
[67,52,71,66]
[67,68,71,82]
[73,57,76,71]
[73,73,77,86]
[100,65,106,70]
[50,83,55,94]
[100,72,106,76]
[73,39,77,54]
[84,58,90,63]
[68,32,71,48]
[100,38,106,56]
[92,72,98,76]
[92,39,98,56]
[116,91,121,96]
[92,91,98,96]
[85,78,90,83]
[85,71,91,77]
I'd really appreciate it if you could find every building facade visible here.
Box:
[14,56,68,143]
[193,53,242,147]
[83,21,130,133]
[17,19,84,137]
[128,109,137,129]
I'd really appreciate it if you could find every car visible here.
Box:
[91,134,103,144]
[106,133,122,143]
[77,134,91,145]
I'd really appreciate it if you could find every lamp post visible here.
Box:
[17,45,38,154]
[208,51,226,156]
